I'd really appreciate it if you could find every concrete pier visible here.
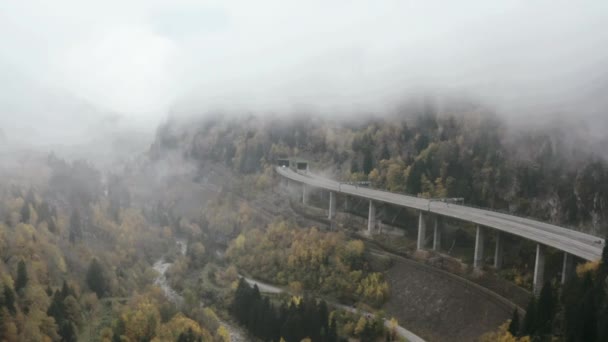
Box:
[302,184,310,205]
[328,191,336,220]
[494,231,504,270]
[433,216,442,251]
[474,225,486,269]
[533,244,546,295]
[417,211,427,250]
[276,166,604,262]
[367,200,376,234]
[561,252,574,284]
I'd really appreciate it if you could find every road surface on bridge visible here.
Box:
[277,167,604,261]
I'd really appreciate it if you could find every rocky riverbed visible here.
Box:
[153,239,248,341]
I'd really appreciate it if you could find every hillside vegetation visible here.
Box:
[154,108,608,235]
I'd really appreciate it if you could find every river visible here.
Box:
[153,239,249,342]
[154,241,423,342]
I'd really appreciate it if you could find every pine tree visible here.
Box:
[579,285,597,342]
[47,218,57,234]
[86,258,108,298]
[47,290,66,325]
[25,189,35,207]
[232,278,252,324]
[59,321,78,342]
[112,317,126,342]
[599,234,608,281]
[363,149,374,175]
[318,300,329,339]
[3,287,16,315]
[20,202,30,223]
[598,306,608,342]
[380,143,390,161]
[37,201,50,223]
[327,316,338,342]
[61,280,74,299]
[508,309,520,336]
[535,282,555,337]
[69,209,82,243]
[522,297,537,336]
[0,308,4,341]
[15,260,28,293]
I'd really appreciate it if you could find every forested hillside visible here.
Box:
[153,106,608,236]
[0,155,227,341]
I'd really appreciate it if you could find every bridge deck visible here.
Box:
[277,167,604,261]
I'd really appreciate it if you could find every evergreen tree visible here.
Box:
[380,143,390,161]
[86,258,108,298]
[508,309,520,336]
[15,260,28,293]
[0,308,4,341]
[112,317,126,342]
[3,287,16,315]
[231,278,252,324]
[579,285,597,342]
[59,321,78,342]
[362,149,374,175]
[598,234,608,281]
[327,316,338,342]
[20,202,30,223]
[318,300,329,340]
[350,158,360,173]
[47,218,57,234]
[47,290,65,324]
[61,280,74,299]
[522,297,537,336]
[598,306,608,342]
[25,189,35,207]
[37,201,50,223]
[69,209,83,243]
[535,282,555,337]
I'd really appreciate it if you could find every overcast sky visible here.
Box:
[1,1,607,131]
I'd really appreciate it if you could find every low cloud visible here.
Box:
[0,1,607,136]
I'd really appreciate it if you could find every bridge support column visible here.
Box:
[494,231,504,270]
[367,200,376,234]
[344,196,350,211]
[302,184,309,205]
[474,225,486,269]
[533,244,546,296]
[328,191,336,220]
[433,216,442,251]
[561,252,574,284]
[417,211,427,250]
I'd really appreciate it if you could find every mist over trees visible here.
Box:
[154,107,608,235]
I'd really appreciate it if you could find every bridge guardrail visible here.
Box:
[281,167,600,239]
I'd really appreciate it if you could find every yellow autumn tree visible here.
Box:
[157,313,212,341]
[122,297,161,341]
[216,325,231,342]
[480,321,531,342]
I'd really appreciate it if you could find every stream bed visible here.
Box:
[153,239,248,342]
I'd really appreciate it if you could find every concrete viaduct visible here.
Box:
[277,166,605,295]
